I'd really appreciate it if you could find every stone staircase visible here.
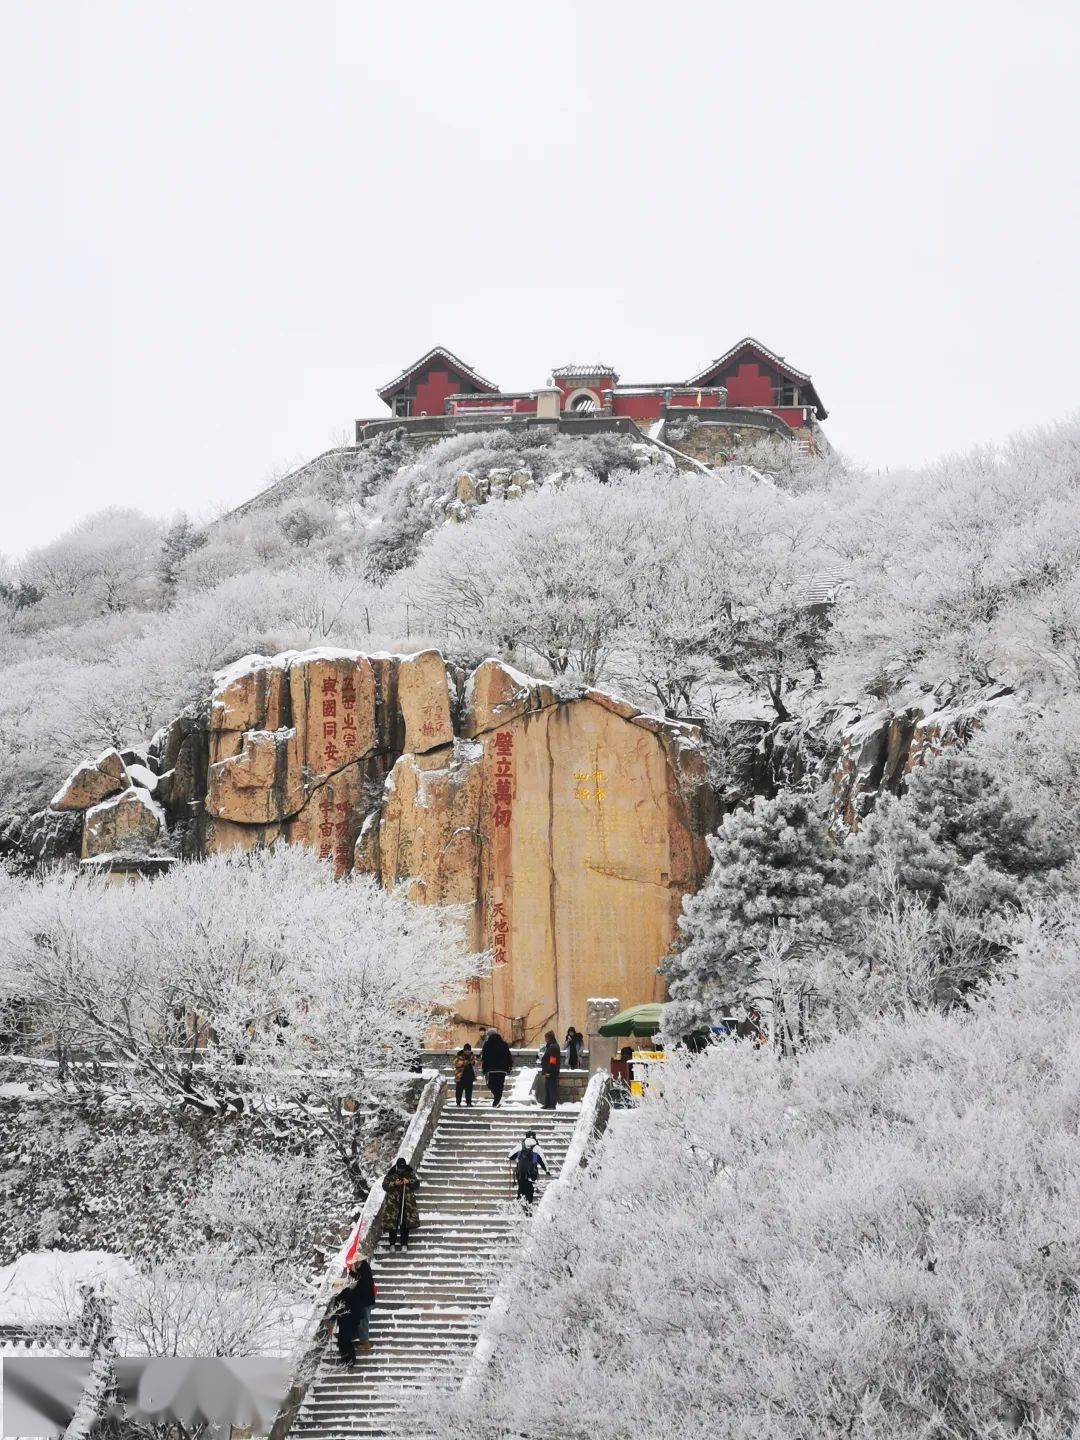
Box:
[290,1083,581,1439]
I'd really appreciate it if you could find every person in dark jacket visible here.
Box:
[335,1259,376,1366]
[480,1028,513,1107]
[507,1134,549,1206]
[564,1026,584,1069]
[539,1030,561,1109]
[379,1158,421,1250]
[453,1044,477,1106]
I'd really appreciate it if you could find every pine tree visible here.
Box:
[853,753,1070,912]
[158,514,205,600]
[663,791,852,1034]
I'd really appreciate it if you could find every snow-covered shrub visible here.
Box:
[1,846,483,1196]
[444,907,1080,1440]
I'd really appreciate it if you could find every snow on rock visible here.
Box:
[81,787,165,860]
[50,750,128,813]
[125,763,158,795]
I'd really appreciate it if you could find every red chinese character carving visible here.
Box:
[319,822,335,839]
[494,731,513,756]
[341,682,357,704]
[319,795,334,814]
[494,777,512,802]
[343,730,358,747]
[325,741,340,762]
[323,721,337,739]
[495,759,512,778]
[322,699,337,718]
[322,677,338,695]
[493,806,511,829]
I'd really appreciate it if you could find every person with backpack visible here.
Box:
[333,1259,377,1366]
[379,1157,421,1250]
[453,1043,477,1107]
[507,1133,549,1206]
[539,1030,561,1109]
[480,1027,513,1107]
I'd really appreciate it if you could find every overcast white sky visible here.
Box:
[2,0,1077,555]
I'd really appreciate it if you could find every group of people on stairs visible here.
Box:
[332,1117,559,1368]
[453,1024,585,1108]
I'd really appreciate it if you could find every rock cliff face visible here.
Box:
[37,647,715,1044]
[363,662,718,1041]
[203,651,717,1041]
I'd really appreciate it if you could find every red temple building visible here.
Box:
[364,338,828,449]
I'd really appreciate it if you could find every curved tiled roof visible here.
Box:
[552,363,619,380]
[378,346,498,400]
[686,337,827,418]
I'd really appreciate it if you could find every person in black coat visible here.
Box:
[565,1026,584,1069]
[335,1259,376,1365]
[480,1028,513,1107]
[539,1030,561,1109]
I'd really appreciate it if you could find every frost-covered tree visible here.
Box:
[157,513,206,601]
[437,906,1080,1440]
[0,847,482,1196]
[19,508,162,621]
[854,752,1070,910]
[663,791,851,1037]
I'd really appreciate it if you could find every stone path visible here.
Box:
[290,1084,580,1439]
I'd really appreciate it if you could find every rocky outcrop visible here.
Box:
[359,668,718,1043]
[829,685,1015,830]
[50,750,129,812]
[190,649,718,1039]
[81,787,165,860]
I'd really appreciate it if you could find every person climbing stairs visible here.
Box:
[290,1079,581,1439]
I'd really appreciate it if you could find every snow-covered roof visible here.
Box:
[552,364,620,380]
[686,338,827,418]
[378,346,498,401]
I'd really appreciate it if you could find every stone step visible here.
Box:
[290,1082,589,1437]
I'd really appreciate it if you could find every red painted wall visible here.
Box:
[611,393,662,420]
[668,390,722,409]
[411,368,464,416]
[554,376,616,405]
[448,394,538,414]
[722,361,776,408]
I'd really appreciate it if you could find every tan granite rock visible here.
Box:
[368,742,485,909]
[51,749,129,812]
[81,787,164,859]
[365,693,712,1044]
[209,657,288,765]
[285,758,388,878]
[398,650,454,754]
[461,659,557,738]
[204,815,283,855]
[207,728,303,824]
[288,651,380,782]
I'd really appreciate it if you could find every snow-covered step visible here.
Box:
[289,1079,581,1440]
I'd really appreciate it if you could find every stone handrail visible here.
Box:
[460,1071,612,1394]
[269,1070,447,1440]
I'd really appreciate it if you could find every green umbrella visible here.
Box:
[598,1002,665,1038]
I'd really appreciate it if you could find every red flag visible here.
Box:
[343,1217,366,1268]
